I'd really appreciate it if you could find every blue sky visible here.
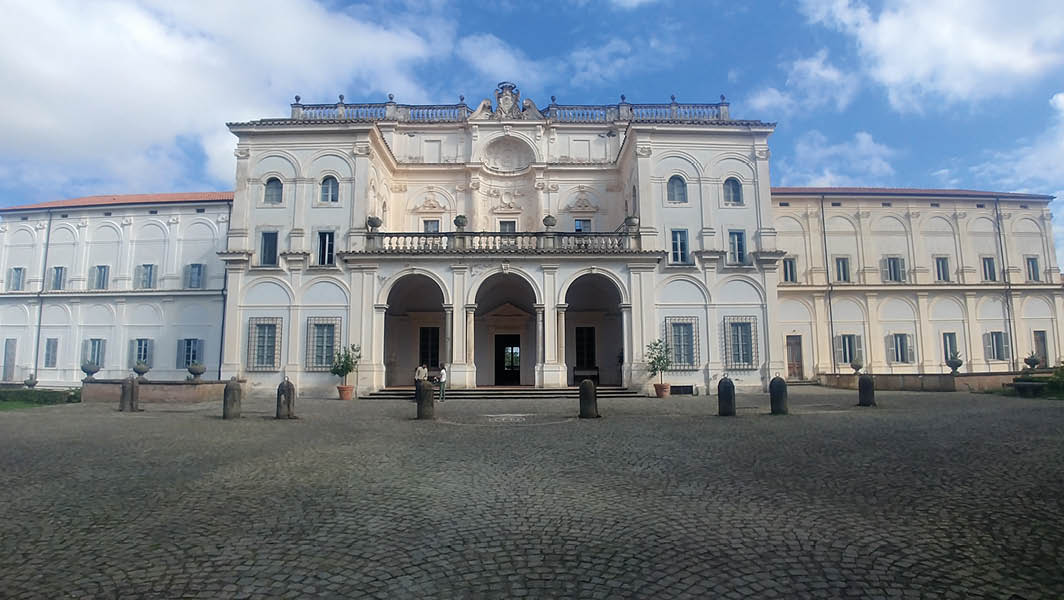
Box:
[1,1,1063,231]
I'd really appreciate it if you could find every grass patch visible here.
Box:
[0,400,44,411]
[0,388,81,405]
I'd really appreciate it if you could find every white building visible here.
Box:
[1,83,1060,395]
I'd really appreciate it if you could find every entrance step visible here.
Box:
[360,386,644,401]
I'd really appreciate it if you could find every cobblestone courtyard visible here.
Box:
[1,388,1062,599]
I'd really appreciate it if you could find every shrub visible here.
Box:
[0,388,80,404]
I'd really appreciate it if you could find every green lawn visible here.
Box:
[0,400,43,411]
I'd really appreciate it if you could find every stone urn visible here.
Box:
[337,385,354,401]
[81,362,100,381]
[1024,354,1041,370]
[653,383,671,398]
[849,360,863,374]
[624,215,640,228]
[542,214,557,229]
[133,361,151,382]
[946,356,963,375]
[366,215,382,230]
[187,363,207,381]
[24,373,37,389]
[453,214,468,230]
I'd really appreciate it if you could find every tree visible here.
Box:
[645,339,672,385]
[331,344,362,388]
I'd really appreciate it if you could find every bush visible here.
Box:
[0,388,81,405]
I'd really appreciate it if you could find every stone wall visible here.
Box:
[82,380,226,404]
[818,370,1049,393]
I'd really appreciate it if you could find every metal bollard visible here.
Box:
[579,379,600,419]
[276,377,297,419]
[769,375,788,415]
[717,375,736,417]
[223,377,242,419]
[416,379,435,420]
[858,374,876,407]
[119,376,133,412]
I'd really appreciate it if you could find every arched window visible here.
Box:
[724,178,743,205]
[320,176,339,203]
[667,175,687,203]
[264,178,283,204]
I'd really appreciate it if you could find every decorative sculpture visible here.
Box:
[276,377,297,419]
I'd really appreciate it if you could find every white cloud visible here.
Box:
[606,0,662,7]
[779,130,897,186]
[800,0,1064,110]
[456,34,551,92]
[747,49,858,117]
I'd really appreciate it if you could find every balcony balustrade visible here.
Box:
[362,231,643,254]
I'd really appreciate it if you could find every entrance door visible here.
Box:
[2,339,15,382]
[494,334,521,385]
[1034,330,1048,366]
[786,335,803,380]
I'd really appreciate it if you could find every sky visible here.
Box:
[1,0,1064,257]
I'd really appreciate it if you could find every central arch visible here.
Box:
[474,273,538,386]
[384,274,446,387]
[563,274,624,386]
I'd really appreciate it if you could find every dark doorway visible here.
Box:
[786,335,803,380]
[495,334,521,385]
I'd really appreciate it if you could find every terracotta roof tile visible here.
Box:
[0,191,234,213]
[771,186,1054,200]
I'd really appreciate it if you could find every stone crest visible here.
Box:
[469,81,544,121]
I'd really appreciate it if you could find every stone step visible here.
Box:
[360,386,644,400]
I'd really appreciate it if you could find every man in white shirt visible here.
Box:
[414,364,428,385]
[437,365,447,403]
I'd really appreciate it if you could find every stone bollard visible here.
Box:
[223,377,242,419]
[415,379,435,420]
[130,376,140,412]
[717,375,736,417]
[119,376,133,412]
[579,379,600,419]
[769,375,788,415]
[858,374,876,407]
[276,377,297,419]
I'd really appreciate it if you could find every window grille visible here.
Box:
[306,317,341,371]
[723,316,757,370]
[247,317,282,371]
[664,316,699,369]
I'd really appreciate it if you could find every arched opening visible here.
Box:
[384,274,445,387]
[474,273,538,386]
[563,274,623,386]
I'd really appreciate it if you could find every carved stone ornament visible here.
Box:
[121,217,133,226]
[352,144,370,156]
[35,221,46,230]
[548,183,559,192]
[415,192,446,212]
[523,99,545,120]
[389,183,407,193]
[217,214,229,223]
[636,146,652,157]
[495,82,522,119]
[0,224,7,233]
[78,219,88,228]
[455,183,468,192]
[234,148,250,159]
[754,148,770,160]
[564,190,599,213]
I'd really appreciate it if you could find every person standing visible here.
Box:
[437,365,447,403]
[414,364,428,385]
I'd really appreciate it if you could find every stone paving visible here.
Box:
[0,387,1062,599]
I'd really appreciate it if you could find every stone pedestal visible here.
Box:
[276,377,297,419]
[717,376,736,417]
[579,379,599,419]
[769,376,788,415]
[223,377,242,419]
[416,380,435,420]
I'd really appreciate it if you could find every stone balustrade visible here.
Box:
[361,231,642,254]
[288,100,730,123]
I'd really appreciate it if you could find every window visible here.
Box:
[882,256,905,283]
[128,338,154,368]
[196,208,205,214]
[888,333,915,363]
[930,202,940,208]
[134,264,156,289]
[942,332,957,362]
[778,201,790,207]
[260,231,278,266]
[667,175,687,203]
[670,230,690,264]
[320,176,339,203]
[728,230,746,265]
[835,334,863,365]
[7,267,25,291]
[984,331,1010,361]
[574,218,592,233]
[1026,256,1040,282]
[176,338,204,368]
[881,202,892,207]
[422,219,440,233]
[248,317,282,371]
[264,177,283,204]
[724,316,756,369]
[419,327,440,369]
[981,256,997,282]
[499,220,517,233]
[723,178,743,205]
[668,320,695,368]
[82,338,106,367]
[317,231,335,265]
[782,257,797,283]
[90,265,110,290]
[184,264,206,289]
[1033,330,1048,365]
[49,266,66,291]
[306,317,341,371]
[934,256,950,282]
[575,327,596,369]
[44,338,58,368]
[831,201,842,207]
[834,257,851,283]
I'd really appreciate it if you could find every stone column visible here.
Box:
[865,293,884,372]
[916,292,935,373]
[619,303,631,387]
[964,292,981,372]
[443,306,453,366]
[542,265,558,363]
[221,268,245,378]
[556,304,568,367]
[534,304,545,386]
[812,293,832,374]
[371,303,388,390]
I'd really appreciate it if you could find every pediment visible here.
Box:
[483,302,532,318]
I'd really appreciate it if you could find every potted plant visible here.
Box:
[454,214,468,230]
[331,344,362,401]
[187,362,206,381]
[624,215,639,228]
[1024,352,1041,370]
[849,359,863,374]
[133,360,151,381]
[946,351,963,375]
[81,361,100,381]
[645,339,672,398]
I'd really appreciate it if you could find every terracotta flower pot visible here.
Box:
[653,383,671,398]
[337,385,354,401]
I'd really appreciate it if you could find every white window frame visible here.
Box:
[134,264,156,290]
[727,230,746,265]
[259,231,279,267]
[317,230,336,266]
[835,333,863,365]
[883,256,905,283]
[135,338,153,367]
[723,178,743,206]
[664,316,699,370]
[942,332,958,362]
[834,256,851,283]
[7,266,25,291]
[888,332,915,363]
[319,175,340,204]
[306,317,341,371]
[247,317,282,371]
[50,266,66,291]
[670,229,690,264]
[1025,255,1040,282]
[985,331,1010,361]
[574,218,592,233]
[933,256,950,283]
[44,338,58,368]
[422,219,441,233]
[981,256,997,282]
[90,265,110,290]
[263,177,284,205]
[498,220,517,233]
[666,175,688,204]
[185,263,206,289]
[782,257,797,283]
[723,316,757,370]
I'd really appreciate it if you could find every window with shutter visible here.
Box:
[886,334,897,363]
[905,334,915,363]
[834,336,844,364]
[44,338,58,368]
[855,335,864,363]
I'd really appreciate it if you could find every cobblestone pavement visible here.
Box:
[1,387,1062,599]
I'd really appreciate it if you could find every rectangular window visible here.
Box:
[942,332,958,362]
[83,338,106,367]
[176,338,203,368]
[1026,256,1040,282]
[305,317,341,371]
[934,256,950,282]
[499,220,517,233]
[834,257,851,283]
[985,331,1010,361]
[669,322,695,367]
[44,338,58,368]
[982,256,997,281]
[1034,330,1048,365]
[50,266,66,291]
[836,334,863,365]
[422,220,440,233]
[419,326,440,369]
[7,267,25,291]
[185,264,205,289]
[670,230,689,264]
[782,257,797,283]
[728,230,746,265]
[889,333,915,363]
[724,317,756,369]
[260,231,278,266]
[248,317,282,371]
[575,327,596,369]
[574,219,591,233]
[317,231,335,265]
[91,265,110,290]
[135,264,156,289]
[883,256,905,283]
[133,338,153,367]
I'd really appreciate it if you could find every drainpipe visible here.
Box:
[819,195,837,374]
[993,197,1018,371]
[216,201,232,381]
[32,210,55,380]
